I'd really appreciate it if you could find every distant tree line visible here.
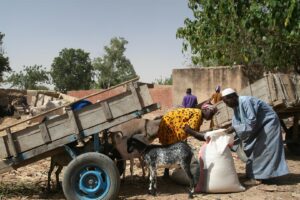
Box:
[0,32,11,82]
[1,36,137,92]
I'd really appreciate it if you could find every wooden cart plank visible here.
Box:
[67,109,81,141]
[0,85,157,158]
[137,84,154,107]
[6,128,17,157]
[5,103,159,167]
[0,137,8,158]
[0,147,65,174]
[278,74,296,106]
[266,75,278,103]
[101,101,113,121]
[39,123,51,144]
[128,82,142,110]
[0,160,14,174]
[0,77,140,132]
[81,103,160,137]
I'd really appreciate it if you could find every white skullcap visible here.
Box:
[221,88,236,97]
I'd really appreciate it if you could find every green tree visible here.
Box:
[51,48,93,93]
[6,65,49,90]
[0,32,11,81]
[177,0,300,73]
[154,75,173,85]
[93,37,136,89]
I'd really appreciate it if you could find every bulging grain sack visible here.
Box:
[195,129,245,193]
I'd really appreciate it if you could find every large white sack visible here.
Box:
[195,129,245,193]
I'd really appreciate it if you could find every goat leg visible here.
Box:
[130,158,134,177]
[148,166,157,196]
[138,157,146,178]
[55,166,63,190]
[163,168,169,178]
[122,160,126,181]
[181,163,194,199]
[47,160,55,191]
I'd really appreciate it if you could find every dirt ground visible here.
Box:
[0,117,299,200]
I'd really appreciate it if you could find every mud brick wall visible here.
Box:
[172,66,249,105]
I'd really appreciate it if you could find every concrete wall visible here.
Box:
[172,66,249,105]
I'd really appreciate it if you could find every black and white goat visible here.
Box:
[127,137,195,198]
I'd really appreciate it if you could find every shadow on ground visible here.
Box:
[118,175,191,199]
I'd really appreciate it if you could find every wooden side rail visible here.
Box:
[0,76,140,131]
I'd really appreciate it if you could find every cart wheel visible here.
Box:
[286,126,300,156]
[62,152,120,200]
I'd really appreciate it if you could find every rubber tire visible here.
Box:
[62,152,120,200]
[286,126,300,156]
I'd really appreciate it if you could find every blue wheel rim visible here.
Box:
[75,166,111,199]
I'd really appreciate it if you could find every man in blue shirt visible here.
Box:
[222,88,289,185]
[182,88,198,108]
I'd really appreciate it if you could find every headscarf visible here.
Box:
[215,85,221,92]
[201,103,217,114]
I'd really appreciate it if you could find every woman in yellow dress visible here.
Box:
[157,104,217,177]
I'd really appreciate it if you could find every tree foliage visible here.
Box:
[93,37,136,89]
[51,48,93,93]
[154,75,173,85]
[6,65,49,90]
[0,32,11,80]
[177,0,300,72]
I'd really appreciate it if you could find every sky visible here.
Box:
[1,0,194,84]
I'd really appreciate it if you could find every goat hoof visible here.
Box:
[188,193,194,199]
[148,190,156,196]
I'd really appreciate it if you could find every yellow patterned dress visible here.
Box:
[157,108,202,145]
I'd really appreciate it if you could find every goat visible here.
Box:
[127,137,195,198]
[109,117,161,141]
[109,131,148,179]
[47,140,94,191]
[108,118,160,179]
[47,151,72,191]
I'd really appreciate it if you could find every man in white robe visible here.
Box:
[221,88,289,185]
